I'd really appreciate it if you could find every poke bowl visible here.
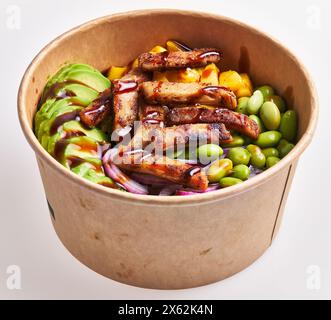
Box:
[18,10,318,289]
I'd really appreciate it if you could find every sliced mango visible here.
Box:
[107,66,128,80]
[219,70,243,92]
[200,63,219,86]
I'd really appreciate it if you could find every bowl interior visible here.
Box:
[23,11,314,139]
[19,10,317,204]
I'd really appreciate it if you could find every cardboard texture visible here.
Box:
[18,10,318,289]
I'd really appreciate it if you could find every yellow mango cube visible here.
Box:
[219,70,243,91]
[200,63,219,86]
[235,73,253,97]
[178,68,200,83]
[150,45,167,53]
[165,70,179,82]
[131,58,139,69]
[240,73,253,91]
[236,86,252,98]
[166,40,183,52]
[153,71,169,82]
[107,66,128,81]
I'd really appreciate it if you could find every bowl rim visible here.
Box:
[17,9,319,207]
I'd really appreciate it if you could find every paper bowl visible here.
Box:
[18,10,318,289]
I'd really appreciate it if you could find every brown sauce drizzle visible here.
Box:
[49,111,79,135]
[184,166,201,180]
[169,40,192,51]
[114,80,138,94]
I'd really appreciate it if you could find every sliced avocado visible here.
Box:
[35,98,56,133]
[46,120,108,155]
[44,64,96,91]
[38,105,83,146]
[71,162,95,177]
[65,70,110,92]
[81,167,114,186]
[60,83,98,102]
[62,120,107,142]
[36,97,87,135]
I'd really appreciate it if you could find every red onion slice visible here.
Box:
[102,149,148,195]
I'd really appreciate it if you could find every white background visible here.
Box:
[0,0,330,299]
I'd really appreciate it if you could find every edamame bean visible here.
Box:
[220,177,243,188]
[236,97,249,114]
[267,95,286,113]
[232,164,250,180]
[207,158,233,183]
[249,115,265,133]
[197,144,223,164]
[277,139,294,158]
[228,147,251,165]
[266,156,280,168]
[279,110,297,142]
[260,101,281,130]
[256,131,282,148]
[257,85,275,100]
[221,135,244,148]
[247,90,264,115]
[246,144,266,169]
[262,147,279,158]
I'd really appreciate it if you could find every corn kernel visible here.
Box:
[107,66,128,81]
[219,70,243,91]
[200,63,219,86]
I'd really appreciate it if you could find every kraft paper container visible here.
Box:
[18,10,318,289]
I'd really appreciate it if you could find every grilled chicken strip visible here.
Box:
[139,105,168,126]
[167,107,260,139]
[123,123,232,153]
[138,48,221,71]
[79,88,112,128]
[114,152,208,190]
[112,69,150,132]
[141,81,237,109]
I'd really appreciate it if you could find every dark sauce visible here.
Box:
[114,80,138,94]
[184,166,201,180]
[49,111,79,135]
[169,40,192,51]
[66,156,87,169]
